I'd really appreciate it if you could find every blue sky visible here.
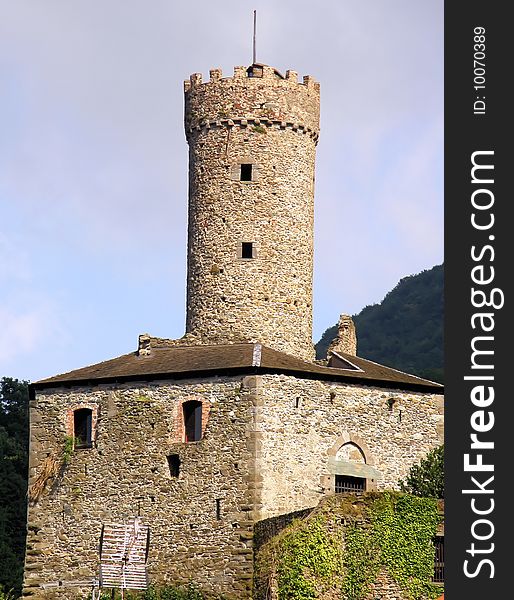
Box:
[0,0,443,382]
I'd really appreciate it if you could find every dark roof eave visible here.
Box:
[30,364,443,395]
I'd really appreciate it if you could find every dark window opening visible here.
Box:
[335,474,366,494]
[183,400,202,442]
[167,454,181,477]
[74,408,93,448]
[240,163,253,181]
[241,242,254,259]
[433,536,444,583]
[247,65,263,78]
[216,499,222,520]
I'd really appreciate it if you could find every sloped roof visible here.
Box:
[32,343,443,393]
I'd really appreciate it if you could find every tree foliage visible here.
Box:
[399,445,444,499]
[0,377,29,597]
[315,264,444,383]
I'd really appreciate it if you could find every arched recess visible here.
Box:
[327,432,375,465]
[321,432,381,494]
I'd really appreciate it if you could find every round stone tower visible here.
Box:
[184,64,320,361]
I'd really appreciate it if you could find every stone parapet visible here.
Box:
[184,65,320,136]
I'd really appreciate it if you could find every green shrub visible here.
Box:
[399,445,444,499]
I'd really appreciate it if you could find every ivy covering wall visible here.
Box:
[254,492,444,600]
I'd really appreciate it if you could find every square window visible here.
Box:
[240,163,253,181]
[241,242,254,259]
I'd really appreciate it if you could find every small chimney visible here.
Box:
[327,314,357,357]
[138,333,152,356]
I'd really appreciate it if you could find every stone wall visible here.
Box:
[24,375,259,599]
[253,374,444,519]
[24,372,443,598]
[183,66,320,361]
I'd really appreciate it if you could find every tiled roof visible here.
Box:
[32,343,443,393]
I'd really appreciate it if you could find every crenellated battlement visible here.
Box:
[184,64,320,136]
[183,65,320,92]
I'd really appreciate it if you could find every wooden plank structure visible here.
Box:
[99,518,150,590]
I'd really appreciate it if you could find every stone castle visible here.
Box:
[23,63,444,599]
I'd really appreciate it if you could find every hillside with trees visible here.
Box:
[316,264,443,383]
[0,378,29,597]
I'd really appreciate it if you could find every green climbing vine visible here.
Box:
[276,516,342,599]
[341,524,380,600]
[63,436,76,464]
[255,492,444,600]
[370,492,443,600]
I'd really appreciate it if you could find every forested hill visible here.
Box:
[315,264,444,383]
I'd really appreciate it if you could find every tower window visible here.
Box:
[183,400,203,442]
[240,163,253,181]
[74,408,93,448]
[167,454,181,477]
[241,242,254,259]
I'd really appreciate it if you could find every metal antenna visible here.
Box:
[252,10,257,64]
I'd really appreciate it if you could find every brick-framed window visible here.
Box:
[65,403,98,449]
[171,396,210,443]
[183,400,202,442]
[74,408,93,448]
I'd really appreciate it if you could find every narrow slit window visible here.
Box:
[240,163,253,181]
[183,400,203,442]
[167,454,181,477]
[216,499,222,520]
[241,242,254,259]
[74,408,93,448]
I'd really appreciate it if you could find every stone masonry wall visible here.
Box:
[253,374,444,519]
[24,371,443,598]
[23,376,260,599]
[183,67,320,361]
